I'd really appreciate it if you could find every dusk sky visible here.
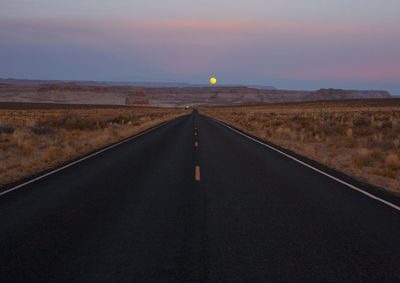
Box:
[1,0,399,94]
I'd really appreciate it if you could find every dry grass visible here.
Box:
[200,100,400,194]
[0,106,187,187]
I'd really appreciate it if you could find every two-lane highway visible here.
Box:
[0,111,399,282]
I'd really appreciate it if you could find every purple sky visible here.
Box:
[1,0,399,94]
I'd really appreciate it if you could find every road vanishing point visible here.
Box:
[0,110,399,282]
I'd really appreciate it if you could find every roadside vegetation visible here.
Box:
[201,100,400,194]
[0,106,186,187]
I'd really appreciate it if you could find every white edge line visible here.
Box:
[0,120,170,197]
[209,117,400,212]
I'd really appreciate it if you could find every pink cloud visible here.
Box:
[1,18,399,82]
[140,19,253,33]
[134,19,399,37]
[2,18,398,41]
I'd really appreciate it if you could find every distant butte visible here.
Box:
[0,78,393,107]
[125,90,149,106]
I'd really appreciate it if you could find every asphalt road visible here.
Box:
[0,111,399,282]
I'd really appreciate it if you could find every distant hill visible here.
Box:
[0,78,276,89]
[140,87,391,107]
[315,88,392,99]
[0,81,392,107]
[125,90,149,106]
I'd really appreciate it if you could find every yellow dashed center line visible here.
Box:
[195,166,200,181]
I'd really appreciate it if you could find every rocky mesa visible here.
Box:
[140,87,392,107]
[0,81,393,107]
[125,90,149,106]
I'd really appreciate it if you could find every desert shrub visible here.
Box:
[352,156,365,168]
[377,141,395,151]
[31,126,55,136]
[297,119,310,128]
[328,147,338,157]
[50,113,97,130]
[275,127,292,139]
[321,122,337,136]
[353,116,371,127]
[352,148,372,168]
[109,115,127,124]
[386,153,400,170]
[97,120,109,129]
[289,115,306,122]
[369,167,397,179]
[43,146,64,161]
[232,111,245,116]
[17,140,34,155]
[370,150,383,162]
[111,130,119,138]
[346,128,353,139]
[354,127,373,137]
[381,121,392,129]
[0,125,15,134]
[393,139,400,149]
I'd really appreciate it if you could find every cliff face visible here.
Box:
[144,87,393,106]
[0,84,392,107]
[315,88,391,99]
[125,90,149,106]
[351,90,392,99]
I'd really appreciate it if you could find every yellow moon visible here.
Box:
[210,77,217,84]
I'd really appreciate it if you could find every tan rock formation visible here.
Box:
[125,90,149,106]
